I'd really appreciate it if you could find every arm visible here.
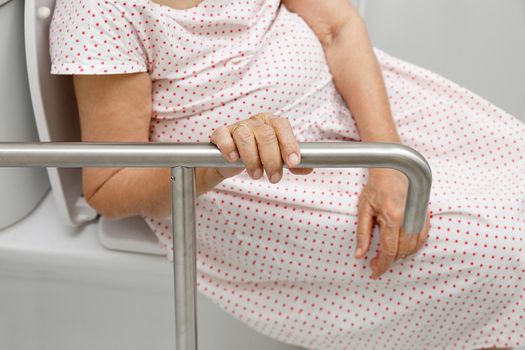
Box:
[283,0,430,278]
[283,0,400,144]
[73,73,224,220]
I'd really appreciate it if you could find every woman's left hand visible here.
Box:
[355,168,431,279]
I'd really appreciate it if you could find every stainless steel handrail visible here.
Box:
[0,141,432,350]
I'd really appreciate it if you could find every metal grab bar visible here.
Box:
[0,141,432,350]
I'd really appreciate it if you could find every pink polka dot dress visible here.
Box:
[49,0,525,349]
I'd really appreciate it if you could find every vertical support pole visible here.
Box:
[171,166,198,350]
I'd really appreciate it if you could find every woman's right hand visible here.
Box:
[209,113,314,183]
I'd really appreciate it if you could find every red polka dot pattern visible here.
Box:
[49,0,525,349]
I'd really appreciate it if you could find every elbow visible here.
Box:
[322,9,367,49]
[82,167,133,220]
[84,188,121,220]
[83,177,124,220]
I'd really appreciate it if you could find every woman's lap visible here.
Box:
[137,48,525,349]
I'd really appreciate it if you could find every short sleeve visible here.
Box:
[49,0,149,75]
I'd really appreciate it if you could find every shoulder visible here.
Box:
[50,0,150,43]
[50,0,150,75]
[282,0,360,46]
[52,0,149,25]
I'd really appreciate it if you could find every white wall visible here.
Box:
[357,0,525,123]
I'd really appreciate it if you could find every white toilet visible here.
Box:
[0,0,303,349]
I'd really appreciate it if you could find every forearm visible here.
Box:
[323,13,401,144]
[85,167,224,219]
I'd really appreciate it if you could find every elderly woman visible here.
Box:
[49,0,524,349]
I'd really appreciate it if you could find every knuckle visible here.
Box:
[278,119,295,137]
[263,113,274,124]
[269,116,286,127]
[219,130,234,143]
[255,126,278,144]
[210,126,224,142]
[235,129,254,145]
[392,210,405,223]
[383,249,397,259]
[223,139,236,150]
[383,208,404,224]
[360,186,376,201]
[251,112,273,124]
[214,138,231,150]
[377,216,396,229]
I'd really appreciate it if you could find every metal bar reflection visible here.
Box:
[171,166,198,350]
[0,141,432,234]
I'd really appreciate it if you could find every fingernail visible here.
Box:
[270,172,281,183]
[288,153,299,166]
[229,151,239,161]
[253,168,263,179]
[355,248,363,258]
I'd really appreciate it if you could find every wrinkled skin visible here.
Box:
[355,167,431,279]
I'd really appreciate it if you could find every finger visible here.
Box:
[251,113,313,174]
[210,125,240,162]
[267,116,302,168]
[370,220,401,279]
[355,194,375,259]
[416,212,431,251]
[229,123,263,180]
[393,204,417,259]
[214,166,244,180]
[251,123,283,184]
[250,112,273,125]
[396,228,419,260]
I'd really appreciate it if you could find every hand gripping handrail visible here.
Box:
[0,141,432,350]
